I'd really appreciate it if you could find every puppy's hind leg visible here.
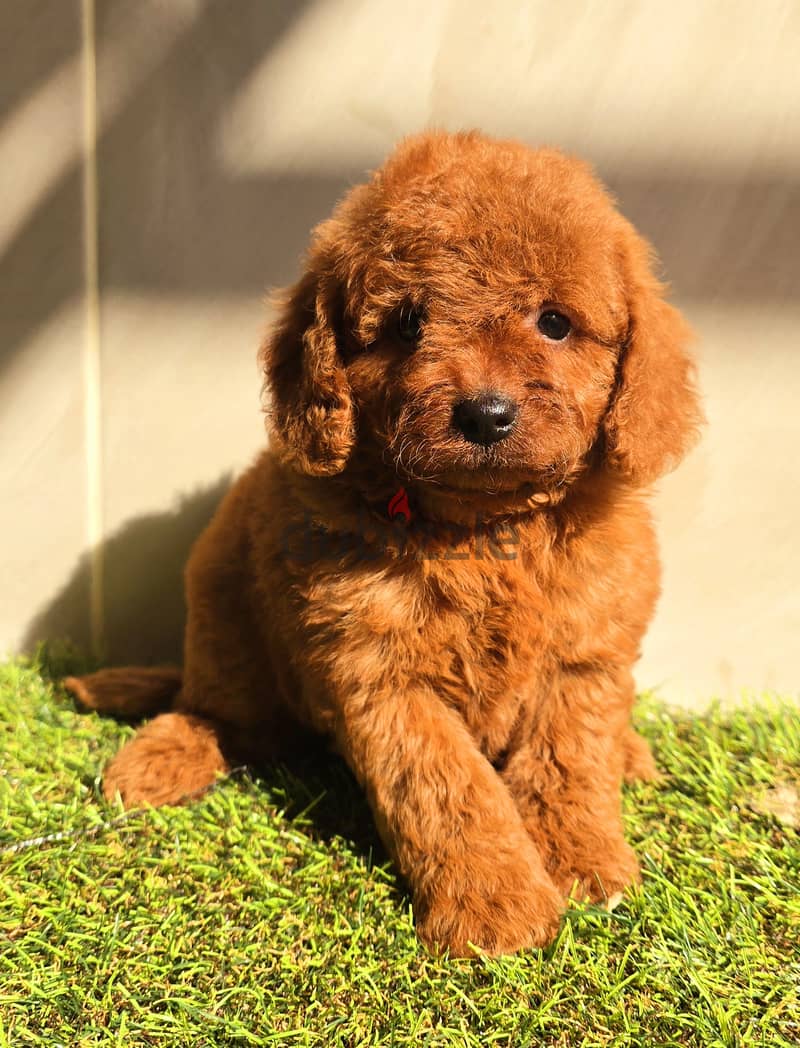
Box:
[101,711,230,808]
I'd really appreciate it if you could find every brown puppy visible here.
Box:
[66,131,702,957]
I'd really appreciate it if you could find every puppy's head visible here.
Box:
[264,132,701,508]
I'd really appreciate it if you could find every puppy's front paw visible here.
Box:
[415,856,563,957]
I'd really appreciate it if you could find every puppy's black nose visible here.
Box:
[453,393,518,446]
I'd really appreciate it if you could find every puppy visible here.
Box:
[66,131,702,957]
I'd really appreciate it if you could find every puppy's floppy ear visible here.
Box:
[603,230,703,486]
[261,268,354,476]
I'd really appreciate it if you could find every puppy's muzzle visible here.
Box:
[453,393,518,447]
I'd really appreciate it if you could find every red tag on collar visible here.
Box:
[387,487,412,523]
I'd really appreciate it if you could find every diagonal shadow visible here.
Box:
[0,0,355,380]
[2,0,799,393]
[0,1,81,122]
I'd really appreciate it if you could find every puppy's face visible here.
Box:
[266,133,701,507]
[340,148,627,496]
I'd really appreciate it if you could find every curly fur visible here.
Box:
[65,131,702,957]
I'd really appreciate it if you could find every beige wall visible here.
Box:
[2,0,798,704]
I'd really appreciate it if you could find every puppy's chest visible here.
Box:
[417,534,650,756]
[294,512,650,756]
[310,549,560,755]
[414,556,555,755]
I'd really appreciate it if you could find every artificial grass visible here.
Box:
[1,652,798,1048]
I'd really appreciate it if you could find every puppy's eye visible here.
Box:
[397,306,424,343]
[537,310,571,341]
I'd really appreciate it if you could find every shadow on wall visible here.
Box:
[23,478,231,665]
[0,0,351,382]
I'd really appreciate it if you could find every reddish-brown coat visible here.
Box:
[66,131,701,956]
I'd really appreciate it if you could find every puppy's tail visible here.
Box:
[64,666,182,719]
